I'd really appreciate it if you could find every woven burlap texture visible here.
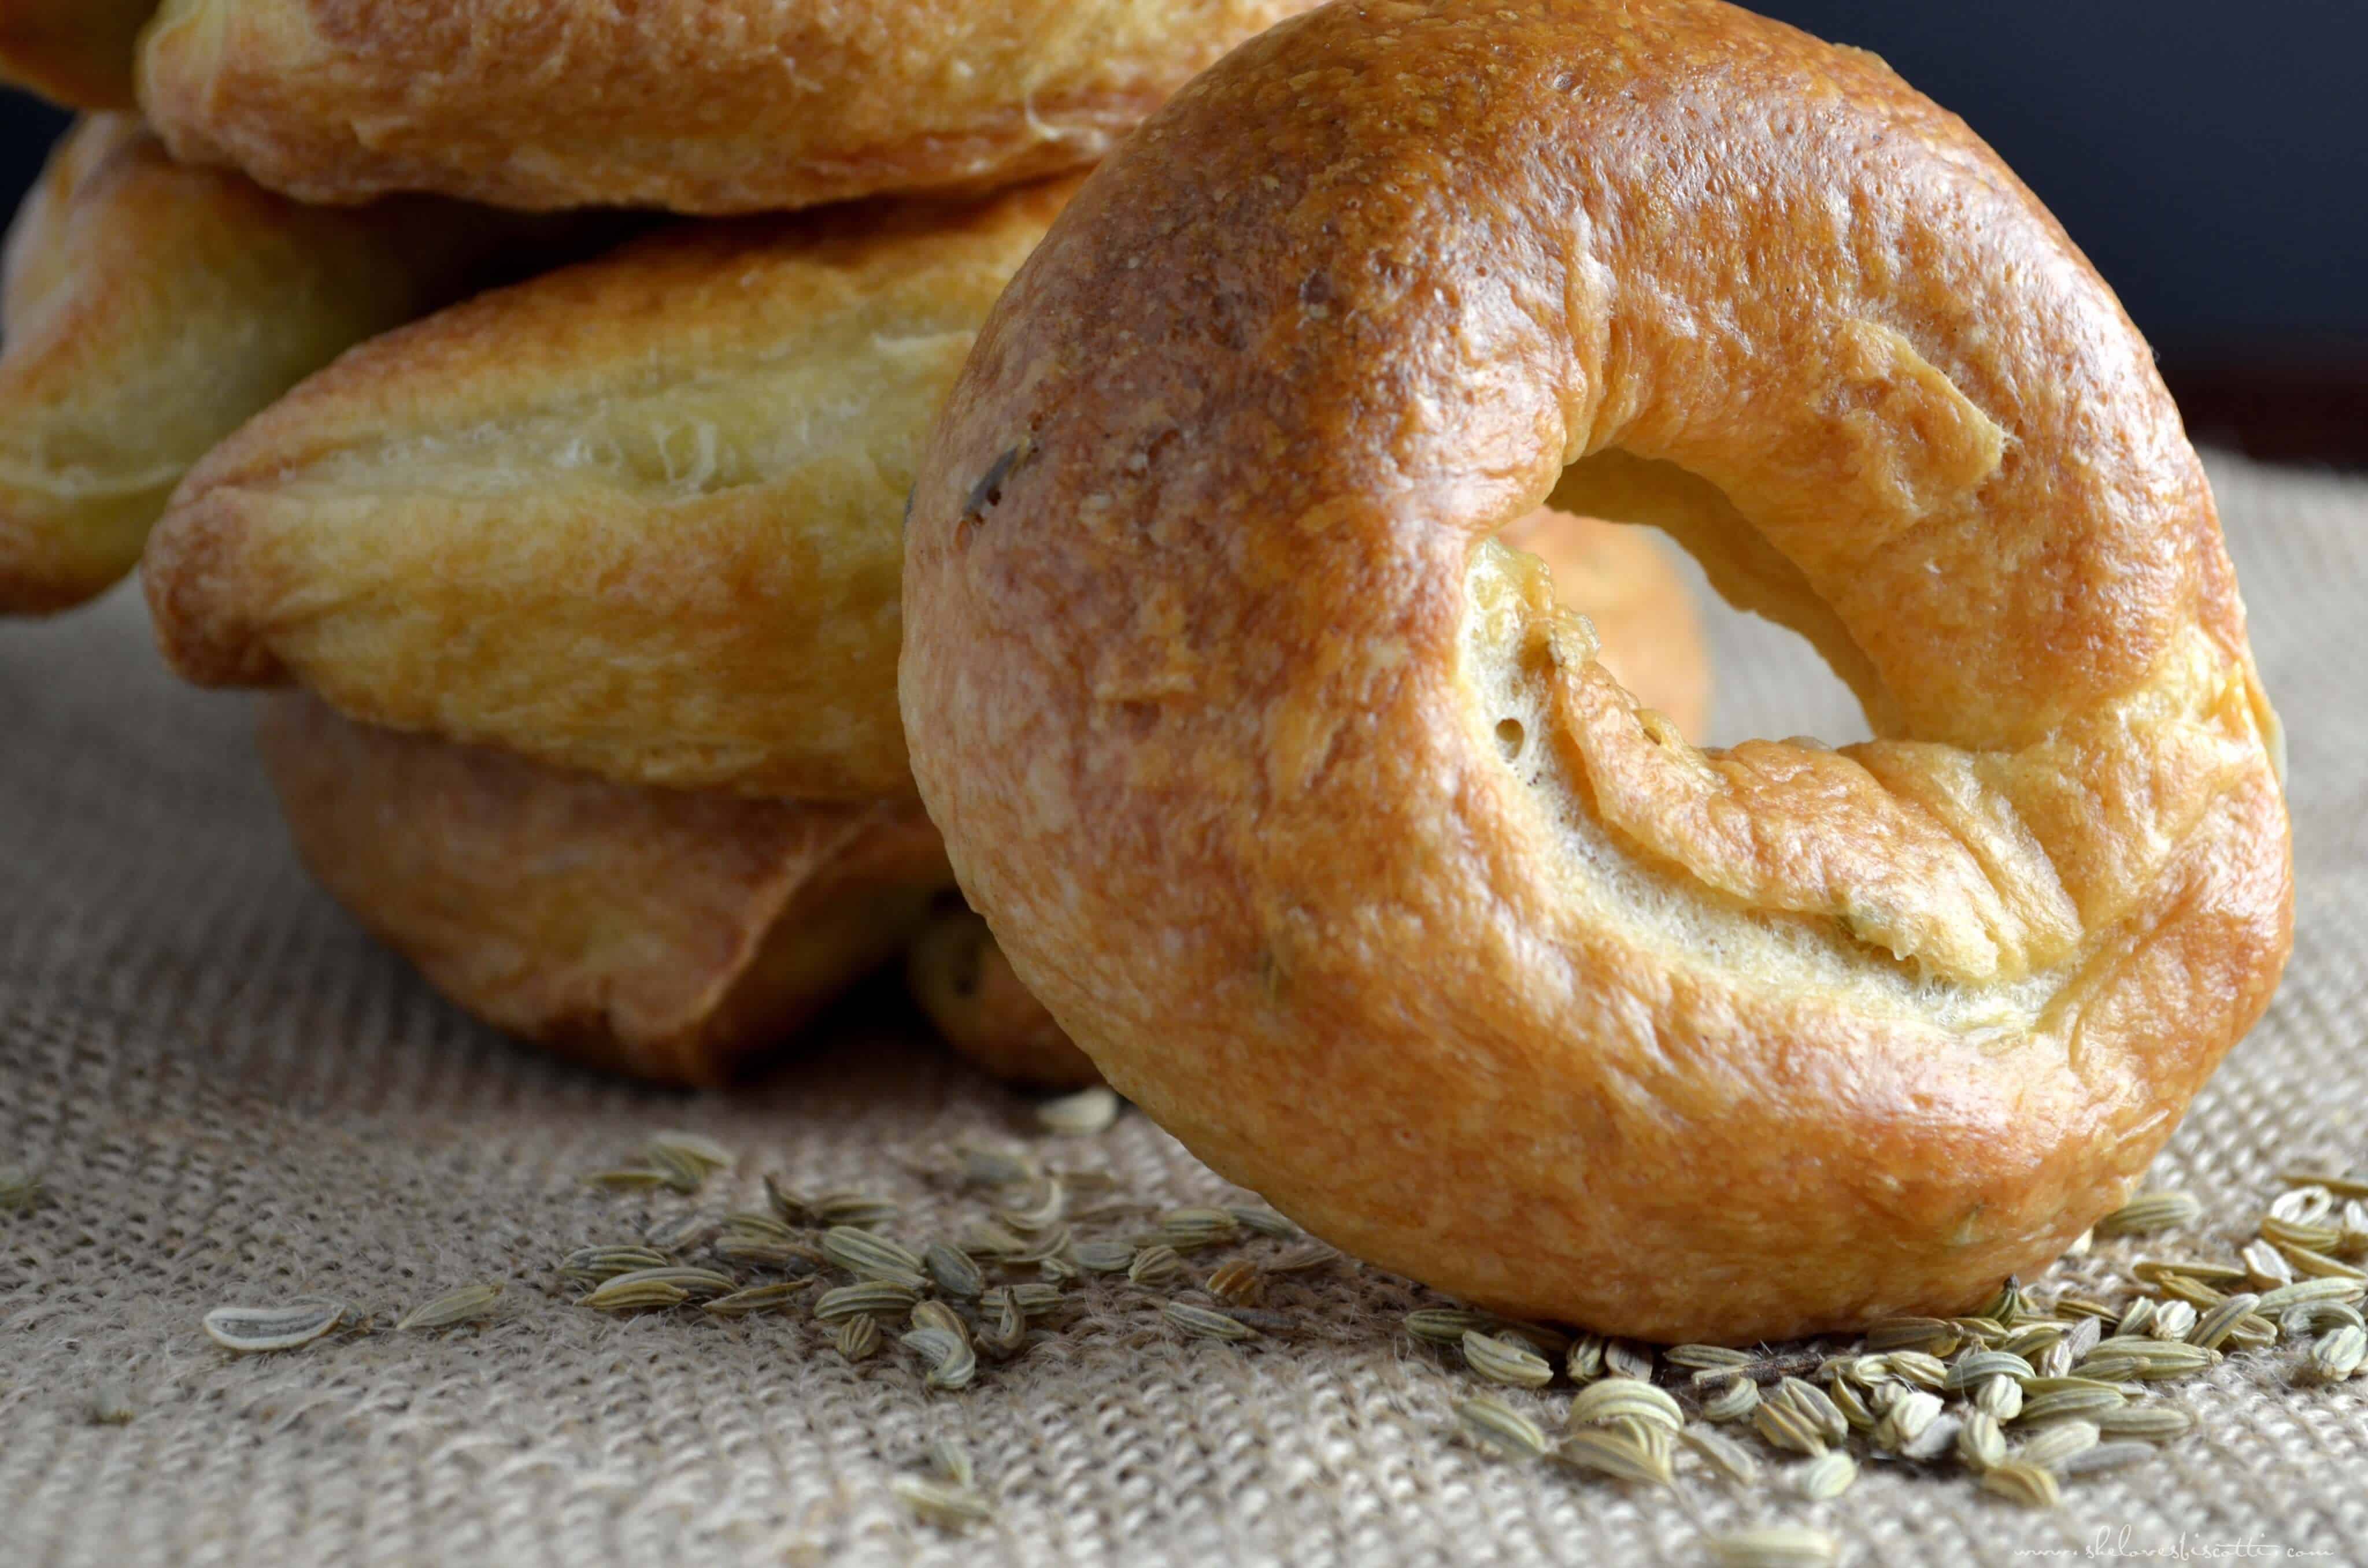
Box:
[3,451,2365,1566]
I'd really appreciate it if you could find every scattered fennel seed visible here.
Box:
[203,1298,349,1353]
[1700,1525,1839,1568]
[891,1475,992,1529]
[1461,1330,1553,1388]
[395,1283,502,1332]
[2096,1191,2203,1236]
[1455,1395,1549,1460]
[1163,1302,1257,1342]
[1035,1086,1122,1136]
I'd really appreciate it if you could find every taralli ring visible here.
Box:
[0,116,584,615]
[902,0,2292,1340]
[136,0,1326,214]
[257,692,950,1087]
[146,179,1078,799]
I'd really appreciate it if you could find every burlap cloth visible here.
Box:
[3,450,2364,1566]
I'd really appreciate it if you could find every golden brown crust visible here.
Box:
[0,115,587,616]
[0,0,155,109]
[147,179,1076,795]
[900,0,2293,1340]
[137,0,1322,214]
[907,905,1102,1091]
[257,692,950,1087]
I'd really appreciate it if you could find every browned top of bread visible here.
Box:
[147,178,1077,796]
[900,0,2291,1338]
[138,0,1322,213]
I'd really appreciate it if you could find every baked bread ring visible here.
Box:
[0,115,586,616]
[257,692,950,1087]
[0,0,154,108]
[136,0,1322,215]
[900,0,2293,1340]
[147,178,1078,797]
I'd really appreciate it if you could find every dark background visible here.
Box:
[3,1,2363,461]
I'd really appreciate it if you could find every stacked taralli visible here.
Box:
[0,2,1715,1092]
[0,0,2293,1356]
[0,3,2333,1556]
